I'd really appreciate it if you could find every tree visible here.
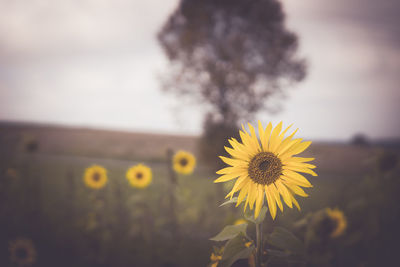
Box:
[158,0,306,167]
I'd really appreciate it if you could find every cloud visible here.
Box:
[0,0,178,58]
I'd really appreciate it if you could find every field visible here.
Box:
[0,122,399,267]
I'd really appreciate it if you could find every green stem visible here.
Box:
[255,221,263,267]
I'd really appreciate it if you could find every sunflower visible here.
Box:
[326,208,347,238]
[173,150,196,175]
[9,238,37,266]
[83,165,108,189]
[126,164,152,188]
[214,121,317,219]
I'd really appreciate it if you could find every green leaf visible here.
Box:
[210,223,248,241]
[267,227,305,255]
[244,205,268,224]
[219,197,238,207]
[218,233,255,267]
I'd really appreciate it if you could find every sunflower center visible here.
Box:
[319,216,338,237]
[179,158,188,167]
[248,152,282,185]
[92,172,101,182]
[16,248,28,259]
[136,172,143,180]
[329,217,340,233]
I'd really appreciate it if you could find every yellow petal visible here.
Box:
[226,175,248,198]
[254,185,265,219]
[270,124,292,153]
[275,180,293,208]
[276,128,298,153]
[290,194,301,211]
[284,162,316,169]
[282,180,309,197]
[229,138,253,156]
[262,122,273,152]
[214,171,244,183]
[216,166,247,175]
[236,182,250,207]
[224,146,250,161]
[283,157,315,164]
[277,138,302,157]
[283,165,318,176]
[282,170,313,188]
[265,185,277,219]
[240,127,252,147]
[268,121,283,151]
[247,123,261,152]
[240,129,258,156]
[219,156,248,167]
[228,138,243,151]
[278,124,293,139]
[248,182,257,210]
[258,121,267,152]
[270,183,283,212]
[282,141,312,158]
[244,192,250,212]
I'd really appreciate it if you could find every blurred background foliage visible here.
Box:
[0,124,399,266]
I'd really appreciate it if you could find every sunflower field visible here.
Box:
[0,123,399,267]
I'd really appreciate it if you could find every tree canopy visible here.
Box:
[158,0,306,126]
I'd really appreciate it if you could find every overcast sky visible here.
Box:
[0,0,399,140]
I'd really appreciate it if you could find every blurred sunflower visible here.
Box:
[326,208,347,238]
[126,164,152,188]
[83,165,108,189]
[173,150,196,175]
[233,218,247,225]
[214,121,317,219]
[9,238,37,266]
[6,168,19,179]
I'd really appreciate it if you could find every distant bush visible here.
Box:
[350,133,369,146]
